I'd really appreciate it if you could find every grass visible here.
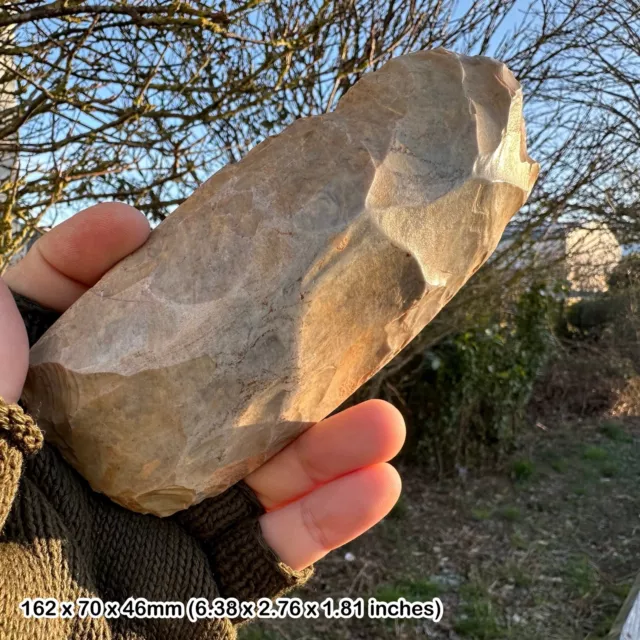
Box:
[565,555,600,598]
[549,456,569,473]
[497,560,534,588]
[511,458,535,482]
[240,417,639,640]
[599,420,633,443]
[599,461,621,477]
[471,507,492,521]
[388,493,409,520]
[510,531,529,550]
[497,505,521,522]
[572,483,588,496]
[578,441,627,478]
[608,581,633,600]
[454,581,508,639]
[239,628,283,640]
[540,448,570,474]
[582,445,609,462]
[375,578,440,602]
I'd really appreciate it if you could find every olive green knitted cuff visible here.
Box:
[174,481,263,541]
[207,516,314,603]
[0,395,44,457]
[0,396,44,531]
[176,481,313,603]
[9,288,62,348]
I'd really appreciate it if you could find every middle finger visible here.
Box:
[245,399,405,510]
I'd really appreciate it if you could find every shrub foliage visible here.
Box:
[399,284,560,475]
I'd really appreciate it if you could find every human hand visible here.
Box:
[1,203,405,572]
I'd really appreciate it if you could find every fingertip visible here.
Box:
[88,201,151,237]
[372,462,403,513]
[0,279,29,403]
[3,202,152,312]
[343,463,402,523]
[361,398,406,427]
[355,399,407,455]
[38,202,151,281]
[260,463,403,570]
[247,399,407,510]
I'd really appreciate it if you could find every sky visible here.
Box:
[21,0,540,232]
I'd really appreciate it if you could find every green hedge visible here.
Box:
[400,283,562,475]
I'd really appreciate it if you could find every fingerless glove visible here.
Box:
[0,290,313,640]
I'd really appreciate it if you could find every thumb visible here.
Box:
[0,278,29,404]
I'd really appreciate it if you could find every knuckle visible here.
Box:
[299,498,331,553]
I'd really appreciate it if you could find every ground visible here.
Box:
[239,416,640,640]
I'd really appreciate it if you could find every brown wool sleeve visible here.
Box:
[174,485,313,604]
[0,289,313,640]
[0,398,43,530]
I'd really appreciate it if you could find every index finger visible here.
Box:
[0,279,29,403]
[3,202,150,312]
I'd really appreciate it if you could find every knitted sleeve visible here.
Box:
[0,395,43,531]
[0,289,313,640]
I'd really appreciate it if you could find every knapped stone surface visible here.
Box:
[21,48,539,516]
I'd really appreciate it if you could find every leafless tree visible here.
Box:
[0,0,523,267]
[1,1,639,342]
